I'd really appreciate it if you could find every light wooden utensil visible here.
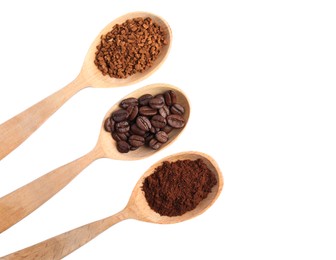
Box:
[0,83,189,234]
[0,12,172,161]
[0,151,223,260]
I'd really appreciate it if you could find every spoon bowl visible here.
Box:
[1,151,223,260]
[0,83,189,234]
[99,83,190,160]
[81,12,172,88]
[128,151,223,224]
[0,12,172,160]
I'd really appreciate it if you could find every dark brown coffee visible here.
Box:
[142,159,217,216]
[104,89,186,153]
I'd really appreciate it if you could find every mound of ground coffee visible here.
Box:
[104,89,186,153]
[142,159,217,217]
[94,17,167,78]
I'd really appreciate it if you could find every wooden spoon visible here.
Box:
[0,151,223,260]
[0,83,189,234]
[0,12,172,160]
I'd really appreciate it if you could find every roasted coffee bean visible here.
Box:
[130,146,139,151]
[139,106,157,116]
[149,97,164,109]
[170,103,185,115]
[129,135,145,147]
[167,114,185,128]
[105,89,186,153]
[154,94,165,104]
[115,121,130,133]
[164,90,177,106]
[159,105,170,118]
[131,123,146,136]
[112,132,128,142]
[104,117,114,132]
[162,125,173,134]
[145,134,155,144]
[150,126,156,134]
[136,116,151,131]
[112,109,128,122]
[120,97,138,109]
[156,131,169,143]
[138,94,153,106]
[127,105,138,121]
[117,140,130,153]
[151,115,166,128]
[149,138,162,150]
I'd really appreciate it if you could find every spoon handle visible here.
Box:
[0,75,87,160]
[1,210,129,260]
[0,145,103,234]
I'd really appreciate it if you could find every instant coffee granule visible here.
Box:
[142,159,217,217]
[94,17,168,78]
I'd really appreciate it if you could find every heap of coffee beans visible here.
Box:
[94,17,167,79]
[104,90,185,153]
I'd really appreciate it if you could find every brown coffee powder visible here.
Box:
[94,17,167,79]
[142,159,217,217]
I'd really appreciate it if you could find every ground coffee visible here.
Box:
[104,89,186,153]
[94,17,167,78]
[142,159,217,217]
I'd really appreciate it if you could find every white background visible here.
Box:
[0,0,336,259]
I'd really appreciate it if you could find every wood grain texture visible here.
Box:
[0,144,104,234]
[1,210,130,260]
[0,12,172,161]
[1,152,223,260]
[0,77,86,160]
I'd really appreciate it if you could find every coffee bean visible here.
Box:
[139,106,157,116]
[105,89,186,153]
[145,134,155,144]
[130,146,139,151]
[155,94,165,104]
[159,105,170,118]
[112,109,128,122]
[120,97,138,109]
[129,135,145,147]
[164,90,177,106]
[156,131,169,143]
[151,115,166,128]
[162,125,173,134]
[167,114,185,128]
[127,105,138,121]
[150,126,156,134]
[149,97,164,109]
[117,140,130,153]
[112,132,128,142]
[138,94,153,106]
[136,116,151,131]
[115,121,130,133]
[149,138,162,150]
[170,103,185,115]
[104,117,114,132]
[131,123,146,136]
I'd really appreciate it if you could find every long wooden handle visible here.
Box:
[1,210,129,260]
[0,146,103,234]
[0,76,87,160]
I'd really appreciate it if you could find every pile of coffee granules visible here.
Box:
[94,17,168,79]
[142,159,217,217]
[104,89,186,153]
